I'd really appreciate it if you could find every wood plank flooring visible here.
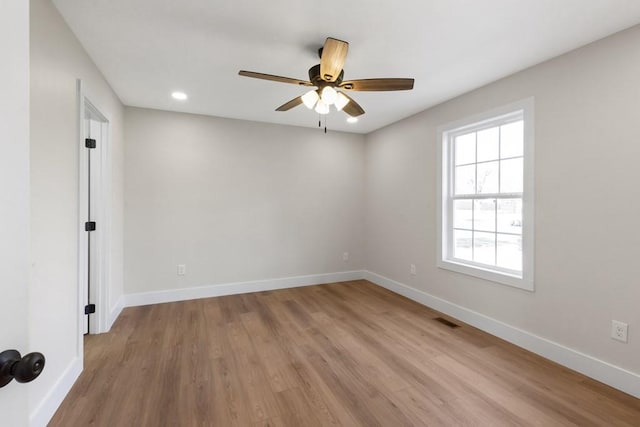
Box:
[50,280,640,426]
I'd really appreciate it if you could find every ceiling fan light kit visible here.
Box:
[301,86,347,115]
[301,90,319,109]
[238,37,415,125]
[314,98,330,115]
[334,92,350,111]
[321,86,338,106]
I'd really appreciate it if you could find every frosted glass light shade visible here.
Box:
[321,86,338,105]
[315,99,330,114]
[334,92,350,111]
[301,90,319,109]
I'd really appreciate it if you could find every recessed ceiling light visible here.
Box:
[347,116,358,123]
[171,91,188,100]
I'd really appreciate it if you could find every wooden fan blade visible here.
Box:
[320,38,349,82]
[239,70,313,86]
[276,96,303,112]
[339,92,365,117]
[340,78,414,91]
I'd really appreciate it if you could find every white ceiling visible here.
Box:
[52,0,640,134]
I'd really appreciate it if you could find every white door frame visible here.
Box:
[77,80,112,337]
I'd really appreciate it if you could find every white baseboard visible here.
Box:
[29,356,82,427]
[364,270,640,399]
[108,295,124,330]
[124,270,366,308]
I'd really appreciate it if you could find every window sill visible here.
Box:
[437,259,534,291]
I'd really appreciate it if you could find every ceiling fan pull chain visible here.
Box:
[324,115,327,134]
[318,114,321,128]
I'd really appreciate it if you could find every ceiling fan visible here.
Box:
[238,37,414,118]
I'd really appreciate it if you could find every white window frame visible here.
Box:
[437,98,534,291]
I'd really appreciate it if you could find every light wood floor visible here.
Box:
[51,280,640,426]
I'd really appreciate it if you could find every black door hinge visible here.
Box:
[85,138,96,149]
[85,221,96,231]
[85,304,96,315]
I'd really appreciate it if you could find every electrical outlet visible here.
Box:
[611,320,628,343]
[177,264,186,276]
[410,264,417,276]
[343,252,349,262]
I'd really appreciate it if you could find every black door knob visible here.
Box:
[0,349,46,387]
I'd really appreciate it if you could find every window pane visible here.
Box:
[455,165,476,195]
[473,231,495,266]
[455,133,475,165]
[477,161,498,194]
[500,158,523,193]
[497,234,522,271]
[500,120,523,158]
[477,127,499,162]
[474,199,495,232]
[454,230,472,261]
[453,200,472,230]
[497,199,522,234]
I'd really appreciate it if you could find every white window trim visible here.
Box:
[436,98,535,291]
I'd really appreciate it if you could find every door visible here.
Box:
[79,94,110,336]
[0,0,30,424]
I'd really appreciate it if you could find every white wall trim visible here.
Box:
[364,270,640,399]
[108,296,124,330]
[29,356,82,427]
[124,270,366,307]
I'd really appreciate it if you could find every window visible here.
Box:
[438,99,534,290]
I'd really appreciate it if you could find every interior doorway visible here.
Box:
[78,80,112,337]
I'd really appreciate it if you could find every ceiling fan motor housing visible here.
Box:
[308,64,344,88]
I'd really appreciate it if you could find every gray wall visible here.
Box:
[124,107,365,294]
[29,0,125,415]
[364,25,640,374]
